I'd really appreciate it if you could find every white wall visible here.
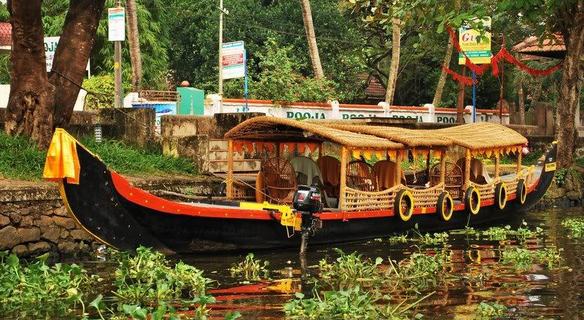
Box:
[0,84,86,111]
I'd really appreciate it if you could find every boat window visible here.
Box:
[317,156,340,208]
[456,158,492,185]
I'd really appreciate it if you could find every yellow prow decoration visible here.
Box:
[42,128,81,184]
[239,201,301,231]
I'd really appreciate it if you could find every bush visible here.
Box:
[82,75,115,109]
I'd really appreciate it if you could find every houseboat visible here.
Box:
[43,116,557,253]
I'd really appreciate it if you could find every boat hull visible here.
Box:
[61,143,557,253]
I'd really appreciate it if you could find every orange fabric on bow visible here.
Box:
[43,128,81,184]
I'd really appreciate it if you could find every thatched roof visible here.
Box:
[323,124,452,148]
[432,122,527,150]
[224,116,404,150]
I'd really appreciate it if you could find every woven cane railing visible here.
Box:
[403,183,445,209]
[343,186,399,211]
[469,180,497,201]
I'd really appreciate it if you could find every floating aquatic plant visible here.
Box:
[475,301,508,319]
[112,246,214,317]
[0,251,98,318]
[562,218,584,238]
[318,249,384,289]
[229,253,270,281]
[500,247,562,271]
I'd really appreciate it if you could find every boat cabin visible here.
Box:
[224,116,534,220]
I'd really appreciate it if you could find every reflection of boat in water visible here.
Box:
[43,116,557,253]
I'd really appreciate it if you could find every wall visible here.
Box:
[0,176,220,257]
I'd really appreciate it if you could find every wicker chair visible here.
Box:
[261,157,297,204]
[431,161,463,199]
[347,160,377,192]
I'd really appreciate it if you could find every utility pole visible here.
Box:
[218,0,224,112]
[114,0,123,109]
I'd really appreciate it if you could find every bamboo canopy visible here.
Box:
[322,123,452,148]
[432,122,527,150]
[225,116,404,150]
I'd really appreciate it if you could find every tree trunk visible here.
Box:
[432,0,460,107]
[556,1,584,168]
[4,0,54,148]
[456,67,466,123]
[126,0,142,92]
[432,35,454,107]
[49,0,105,128]
[518,80,525,125]
[300,0,324,79]
[385,18,401,105]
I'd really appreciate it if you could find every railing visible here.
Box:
[343,186,398,211]
[404,183,445,209]
[139,90,178,102]
[469,180,497,201]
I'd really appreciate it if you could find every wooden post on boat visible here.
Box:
[227,139,234,199]
[464,149,471,186]
[395,150,403,186]
[495,152,500,178]
[339,146,348,210]
[516,148,522,174]
[440,150,446,185]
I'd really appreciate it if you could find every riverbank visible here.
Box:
[0,175,221,257]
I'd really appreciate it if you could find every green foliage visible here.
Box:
[0,132,46,180]
[229,253,270,281]
[0,53,10,84]
[319,249,384,289]
[248,38,336,102]
[562,218,584,238]
[284,287,383,320]
[476,301,508,320]
[554,168,569,186]
[82,75,116,109]
[576,157,584,168]
[113,247,214,317]
[500,247,562,271]
[0,252,97,318]
[81,138,196,176]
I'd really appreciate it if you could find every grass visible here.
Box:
[0,132,46,180]
[0,132,196,180]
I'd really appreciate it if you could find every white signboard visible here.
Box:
[222,41,245,79]
[108,7,125,41]
[44,36,90,73]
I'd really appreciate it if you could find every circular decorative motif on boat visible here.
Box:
[437,191,454,222]
[495,182,508,210]
[394,189,414,222]
[464,186,481,215]
[516,179,527,205]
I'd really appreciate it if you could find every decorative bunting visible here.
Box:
[442,66,475,86]
[363,150,372,161]
[352,150,361,159]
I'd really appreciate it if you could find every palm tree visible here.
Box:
[433,0,461,107]
[126,0,142,91]
[300,0,324,79]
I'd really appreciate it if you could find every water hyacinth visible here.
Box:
[562,218,584,238]
[229,253,270,281]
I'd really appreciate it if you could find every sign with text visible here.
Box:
[458,17,492,65]
[44,37,90,72]
[108,7,125,41]
[222,41,245,79]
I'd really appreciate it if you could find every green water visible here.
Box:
[64,207,584,319]
[174,207,584,319]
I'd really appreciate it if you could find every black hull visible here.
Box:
[62,144,557,253]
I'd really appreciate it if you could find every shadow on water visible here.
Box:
[80,207,584,319]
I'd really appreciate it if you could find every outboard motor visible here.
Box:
[293,184,323,254]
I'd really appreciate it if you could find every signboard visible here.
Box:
[458,18,492,65]
[222,41,245,79]
[108,7,125,41]
[44,37,90,73]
